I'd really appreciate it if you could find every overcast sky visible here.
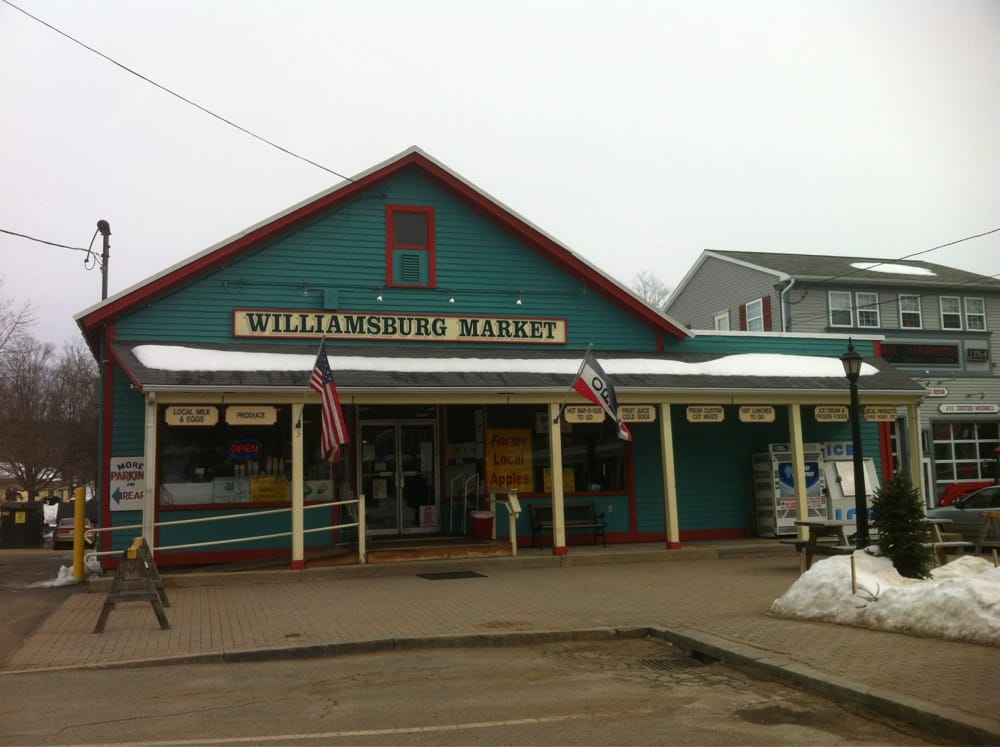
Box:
[2,0,998,347]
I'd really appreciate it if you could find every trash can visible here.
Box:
[0,502,44,548]
[469,510,494,540]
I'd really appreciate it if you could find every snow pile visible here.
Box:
[28,555,103,588]
[769,553,1000,646]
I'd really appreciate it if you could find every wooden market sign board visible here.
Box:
[225,405,278,426]
[165,406,218,426]
[619,405,656,423]
[814,406,849,422]
[565,405,657,423]
[234,309,568,344]
[686,406,724,423]
[564,406,605,423]
[738,406,775,423]
[864,406,898,422]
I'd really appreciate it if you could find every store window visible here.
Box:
[965,298,986,331]
[829,291,852,327]
[386,205,435,288]
[158,404,346,507]
[898,294,922,329]
[931,421,1000,496]
[940,296,962,330]
[483,405,627,495]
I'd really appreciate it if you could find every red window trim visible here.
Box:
[386,205,436,288]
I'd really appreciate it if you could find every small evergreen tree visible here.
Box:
[871,471,933,579]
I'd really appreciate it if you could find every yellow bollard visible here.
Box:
[73,486,86,582]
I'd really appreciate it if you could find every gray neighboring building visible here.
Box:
[665,250,1000,503]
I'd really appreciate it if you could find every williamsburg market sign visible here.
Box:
[234,309,568,344]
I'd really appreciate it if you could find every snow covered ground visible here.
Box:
[770,552,1000,647]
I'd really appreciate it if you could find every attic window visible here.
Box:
[387,205,435,288]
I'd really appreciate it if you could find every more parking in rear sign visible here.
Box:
[109,457,145,512]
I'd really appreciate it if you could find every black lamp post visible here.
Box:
[840,339,869,549]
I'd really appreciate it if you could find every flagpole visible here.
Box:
[553,343,594,424]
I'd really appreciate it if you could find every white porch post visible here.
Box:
[659,403,681,548]
[787,404,809,539]
[143,393,157,549]
[291,402,305,570]
[547,402,567,555]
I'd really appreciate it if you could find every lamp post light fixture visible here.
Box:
[840,339,869,549]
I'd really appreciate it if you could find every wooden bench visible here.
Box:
[529,502,607,548]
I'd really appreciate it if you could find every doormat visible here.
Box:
[417,571,486,580]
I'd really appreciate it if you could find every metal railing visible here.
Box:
[84,496,366,563]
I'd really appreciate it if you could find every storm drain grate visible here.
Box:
[417,571,486,580]
[638,656,707,672]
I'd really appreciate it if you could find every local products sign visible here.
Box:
[485,428,533,491]
[864,406,898,422]
[619,405,656,423]
[109,457,144,512]
[234,309,567,344]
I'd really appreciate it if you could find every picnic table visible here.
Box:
[788,519,856,571]
[975,510,1000,554]
[923,517,975,565]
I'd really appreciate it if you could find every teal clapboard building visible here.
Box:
[77,148,924,568]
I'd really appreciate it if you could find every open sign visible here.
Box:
[228,438,263,460]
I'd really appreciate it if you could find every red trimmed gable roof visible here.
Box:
[76,147,689,346]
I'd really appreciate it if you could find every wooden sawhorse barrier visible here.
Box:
[94,537,171,634]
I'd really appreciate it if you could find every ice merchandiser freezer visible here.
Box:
[823,458,880,522]
[753,444,828,537]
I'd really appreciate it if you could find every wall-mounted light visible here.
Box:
[448,290,455,304]
[302,282,310,297]
[376,288,383,303]
[516,291,523,306]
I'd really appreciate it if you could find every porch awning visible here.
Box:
[110,342,926,401]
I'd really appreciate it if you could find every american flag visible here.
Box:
[309,341,349,463]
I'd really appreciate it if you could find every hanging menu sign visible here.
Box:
[564,406,605,423]
[864,406,898,422]
[618,405,656,423]
[226,406,278,426]
[165,406,219,426]
[738,406,775,423]
[814,406,849,422]
[686,406,724,423]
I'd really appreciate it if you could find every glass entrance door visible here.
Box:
[360,421,438,535]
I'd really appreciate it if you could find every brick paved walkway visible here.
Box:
[4,544,998,743]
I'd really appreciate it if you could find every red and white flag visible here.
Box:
[309,341,349,463]
[572,351,632,441]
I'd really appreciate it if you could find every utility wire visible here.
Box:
[0,228,88,252]
[2,0,354,183]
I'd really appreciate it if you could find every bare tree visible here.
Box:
[630,271,672,312]
[0,338,97,499]
[0,280,35,355]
